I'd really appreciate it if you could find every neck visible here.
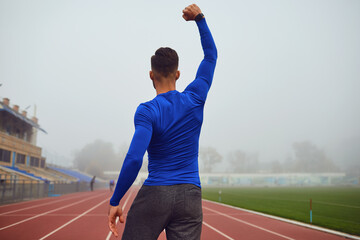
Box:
[154,77,176,95]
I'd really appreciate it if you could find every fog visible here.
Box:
[1,0,359,173]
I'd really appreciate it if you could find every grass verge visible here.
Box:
[202,187,360,236]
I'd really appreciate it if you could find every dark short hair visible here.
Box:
[151,47,178,77]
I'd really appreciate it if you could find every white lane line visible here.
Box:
[0,191,94,209]
[203,221,235,240]
[0,213,108,217]
[203,199,360,240]
[0,192,105,231]
[39,196,111,240]
[0,194,86,216]
[105,190,133,240]
[203,206,295,240]
[0,197,50,209]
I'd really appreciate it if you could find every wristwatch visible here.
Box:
[195,13,204,22]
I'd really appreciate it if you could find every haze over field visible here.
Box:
[1,0,359,173]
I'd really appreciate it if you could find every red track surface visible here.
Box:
[0,188,351,240]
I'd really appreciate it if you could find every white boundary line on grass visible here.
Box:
[203,199,360,240]
[105,189,133,240]
[39,196,112,240]
[315,200,360,209]
[203,221,235,240]
[0,192,104,231]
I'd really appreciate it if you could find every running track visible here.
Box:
[0,188,356,240]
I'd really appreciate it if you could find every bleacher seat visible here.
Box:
[4,166,47,181]
[48,166,95,182]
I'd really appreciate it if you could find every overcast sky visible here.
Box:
[1,0,359,167]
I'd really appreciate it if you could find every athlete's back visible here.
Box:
[142,89,204,185]
[108,4,217,239]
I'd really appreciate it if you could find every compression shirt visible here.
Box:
[110,18,217,206]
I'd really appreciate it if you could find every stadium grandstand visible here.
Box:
[0,97,105,204]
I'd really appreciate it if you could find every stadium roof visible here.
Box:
[0,102,47,134]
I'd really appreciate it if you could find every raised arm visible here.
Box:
[183,4,217,102]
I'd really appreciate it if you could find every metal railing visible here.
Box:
[0,177,107,205]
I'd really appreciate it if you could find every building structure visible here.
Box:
[0,97,47,169]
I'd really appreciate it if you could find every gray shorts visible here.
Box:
[122,184,202,240]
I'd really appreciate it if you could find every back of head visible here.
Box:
[151,47,179,78]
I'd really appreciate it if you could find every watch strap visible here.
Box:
[195,13,204,22]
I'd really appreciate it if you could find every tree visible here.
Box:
[199,146,222,173]
[271,160,283,173]
[292,141,339,173]
[227,150,259,173]
[116,143,129,169]
[227,150,247,173]
[73,139,119,177]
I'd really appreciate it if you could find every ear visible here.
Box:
[150,71,156,89]
[175,70,180,81]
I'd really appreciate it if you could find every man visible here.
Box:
[109,179,115,192]
[90,175,96,191]
[108,4,217,239]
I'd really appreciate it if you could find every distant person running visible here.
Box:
[108,4,217,240]
[109,179,115,192]
[90,176,96,191]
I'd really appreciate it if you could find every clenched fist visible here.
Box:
[182,4,203,21]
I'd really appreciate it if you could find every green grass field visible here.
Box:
[202,187,360,236]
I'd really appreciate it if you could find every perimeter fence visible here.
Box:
[0,176,107,205]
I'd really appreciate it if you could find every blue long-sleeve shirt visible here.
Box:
[110,18,217,206]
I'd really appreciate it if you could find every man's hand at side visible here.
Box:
[182,4,203,21]
[108,205,124,237]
